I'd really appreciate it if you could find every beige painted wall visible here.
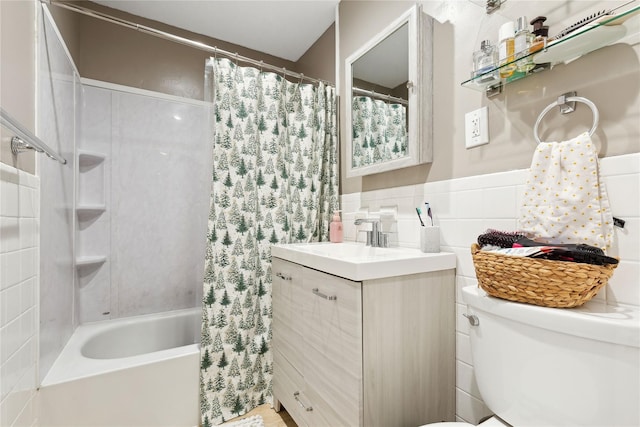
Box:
[1,0,37,174]
[52,1,335,100]
[340,0,640,194]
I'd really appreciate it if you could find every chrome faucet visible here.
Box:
[354,218,389,248]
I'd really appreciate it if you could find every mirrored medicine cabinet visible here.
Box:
[345,5,434,178]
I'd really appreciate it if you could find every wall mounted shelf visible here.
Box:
[461,5,640,97]
[76,204,106,221]
[76,255,107,268]
[78,150,106,169]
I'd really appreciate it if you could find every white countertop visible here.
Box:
[271,242,456,281]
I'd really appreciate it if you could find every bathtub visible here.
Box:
[39,308,201,426]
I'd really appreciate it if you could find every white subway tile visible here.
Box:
[607,260,640,307]
[608,218,639,261]
[605,174,640,217]
[456,360,483,400]
[455,388,493,425]
[20,248,37,282]
[18,218,37,250]
[0,217,20,253]
[1,252,22,290]
[456,332,472,365]
[0,163,19,185]
[18,185,37,218]
[482,186,517,219]
[0,180,19,217]
[452,189,484,219]
[456,302,470,335]
[599,153,640,177]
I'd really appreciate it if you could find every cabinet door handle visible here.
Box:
[312,287,337,301]
[293,391,313,412]
[275,272,291,281]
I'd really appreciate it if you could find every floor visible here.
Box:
[221,404,297,427]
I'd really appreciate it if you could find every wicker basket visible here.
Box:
[471,243,618,308]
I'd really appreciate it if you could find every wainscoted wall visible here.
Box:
[78,81,212,322]
[0,164,39,426]
[341,152,640,423]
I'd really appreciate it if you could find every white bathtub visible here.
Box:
[39,308,201,426]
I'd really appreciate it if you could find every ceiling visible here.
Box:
[92,0,340,62]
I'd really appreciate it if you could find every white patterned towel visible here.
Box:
[519,131,613,250]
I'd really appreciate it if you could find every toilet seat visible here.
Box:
[423,416,510,427]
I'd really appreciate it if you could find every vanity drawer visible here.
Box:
[273,349,311,427]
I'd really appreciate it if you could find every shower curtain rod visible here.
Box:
[352,87,408,106]
[45,0,330,86]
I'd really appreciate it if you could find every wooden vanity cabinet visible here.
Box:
[272,257,455,427]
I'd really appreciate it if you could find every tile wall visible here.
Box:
[341,152,640,423]
[0,164,39,426]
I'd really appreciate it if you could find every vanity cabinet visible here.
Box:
[272,257,455,427]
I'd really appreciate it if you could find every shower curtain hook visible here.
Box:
[259,60,264,74]
[213,46,217,61]
[234,52,239,66]
[282,67,287,81]
[299,73,304,85]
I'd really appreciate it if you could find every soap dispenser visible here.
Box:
[329,210,343,243]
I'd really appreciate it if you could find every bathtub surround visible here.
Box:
[341,152,640,423]
[78,81,211,322]
[201,57,338,425]
[38,4,79,382]
[0,164,39,426]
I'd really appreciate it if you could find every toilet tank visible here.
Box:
[462,286,640,427]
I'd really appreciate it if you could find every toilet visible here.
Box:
[428,286,640,427]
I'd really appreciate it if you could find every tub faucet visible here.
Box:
[354,218,389,248]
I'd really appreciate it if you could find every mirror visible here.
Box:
[345,5,433,177]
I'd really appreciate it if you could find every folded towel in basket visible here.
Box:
[519,131,613,250]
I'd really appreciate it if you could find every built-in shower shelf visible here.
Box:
[78,150,106,169]
[76,204,106,221]
[76,255,107,268]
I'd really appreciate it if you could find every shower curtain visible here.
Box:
[200,58,338,426]
[351,95,407,167]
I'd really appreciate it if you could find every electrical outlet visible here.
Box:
[465,107,489,149]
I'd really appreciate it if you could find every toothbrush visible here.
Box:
[424,202,433,226]
[416,207,425,227]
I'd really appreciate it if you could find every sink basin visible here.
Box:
[271,242,455,281]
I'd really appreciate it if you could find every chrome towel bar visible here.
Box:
[1,107,67,164]
[533,92,599,144]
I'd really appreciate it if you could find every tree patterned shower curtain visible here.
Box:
[200,58,338,426]
[351,95,407,168]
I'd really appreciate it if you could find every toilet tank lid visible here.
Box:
[462,286,640,348]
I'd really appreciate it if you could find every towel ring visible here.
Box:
[533,96,599,144]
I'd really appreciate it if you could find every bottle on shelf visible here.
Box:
[498,21,516,78]
[529,16,551,72]
[472,40,500,85]
[329,210,343,243]
[529,16,549,53]
[515,16,535,72]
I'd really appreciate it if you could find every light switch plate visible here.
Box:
[465,107,489,149]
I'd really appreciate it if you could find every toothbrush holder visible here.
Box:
[420,226,440,253]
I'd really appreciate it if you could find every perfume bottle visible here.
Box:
[473,40,499,84]
[515,16,535,72]
[529,16,548,53]
[498,21,516,78]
